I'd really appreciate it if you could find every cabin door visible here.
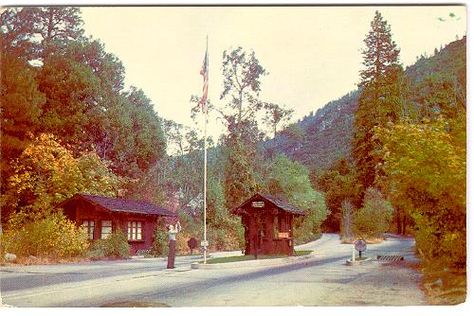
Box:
[255,215,265,254]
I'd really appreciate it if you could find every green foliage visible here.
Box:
[375,119,465,269]
[353,10,403,191]
[219,48,268,212]
[265,90,359,171]
[262,102,294,137]
[207,178,244,250]
[359,10,400,87]
[220,47,267,119]
[352,187,393,239]
[150,226,169,257]
[267,155,328,243]
[37,53,101,148]
[1,8,39,59]
[2,212,89,258]
[224,137,259,210]
[0,8,166,209]
[0,52,45,195]
[98,88,167,179]
[87,230,130,260]
[315,159,361,231]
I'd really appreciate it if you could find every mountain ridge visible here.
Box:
[265,36,466,171]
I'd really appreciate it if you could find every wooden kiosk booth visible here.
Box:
[232,193,305,256]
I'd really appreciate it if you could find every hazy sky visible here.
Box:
[80,5,466,142]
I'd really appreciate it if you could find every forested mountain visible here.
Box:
[266,35,466,171]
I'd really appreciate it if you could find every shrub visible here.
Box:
[149,226,168,257]
[352,188,393,239]
[2,213,89,258]
[87,230,130,260]
[207,225,243,251]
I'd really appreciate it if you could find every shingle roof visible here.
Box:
[232,193,305,216]
[64,193,177,217]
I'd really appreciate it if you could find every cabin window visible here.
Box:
[101,220,112,239]
[128,221,143,241]
[81,220,95,240]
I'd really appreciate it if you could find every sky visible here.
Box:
[80,5,466,144]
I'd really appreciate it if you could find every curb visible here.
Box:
[191,253,316,270]
[345,257,372,266]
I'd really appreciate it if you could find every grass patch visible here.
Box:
[295,250,312,256]
[205,250,312,264]
[353,256,368,261]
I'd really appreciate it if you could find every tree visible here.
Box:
[353,11,403,192]
[4,134,121,227]
[122,87,167,177]
[0,8,40,60]
[219,48,268,208]
[352,187,393,239]
[267,155,328,243]
[162,119,187,156]
[62,38,125,93]
[359,10,400,88]
[340,199,355,241]
[206,177,243,250]
[224,134,260,209]
[315,159,361,232]
[220,47,267,132]
[34,7,84,58]
[36,54,101,150]
[0,53,45,191]
[262,102,294,137]
[92,87,167,180]
[375,119,465,270]
[0,7,84,61]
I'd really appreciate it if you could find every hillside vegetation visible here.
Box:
[267,36,466,172]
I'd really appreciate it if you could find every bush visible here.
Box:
[87,230,130,260]
[352,188,393,239]
[207,225,243,251]
[149,226,168,257]
[2,212,89,258]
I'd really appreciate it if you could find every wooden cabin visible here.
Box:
[232,193,305,256]
[60,193,177,255]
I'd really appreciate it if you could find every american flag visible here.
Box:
[199,40,209,113]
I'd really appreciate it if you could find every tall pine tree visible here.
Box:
[353,10,403,195]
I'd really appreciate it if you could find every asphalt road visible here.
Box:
[0,233,426,307]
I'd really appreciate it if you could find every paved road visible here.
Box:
[0,234,426,307]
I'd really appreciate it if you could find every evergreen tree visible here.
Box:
[359,11,400,88]
[0,53,45,194]
[353,11,403,192]
[34,7,84,58]
[0,8,39,60]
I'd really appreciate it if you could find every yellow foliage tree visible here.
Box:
[375,118,465,270]
[5,133,121,227]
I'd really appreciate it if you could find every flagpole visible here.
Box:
[203,103,207,264]
[203,35,208,264]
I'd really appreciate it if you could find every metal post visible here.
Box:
[203,106,207,264]
[202,35,209,264]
